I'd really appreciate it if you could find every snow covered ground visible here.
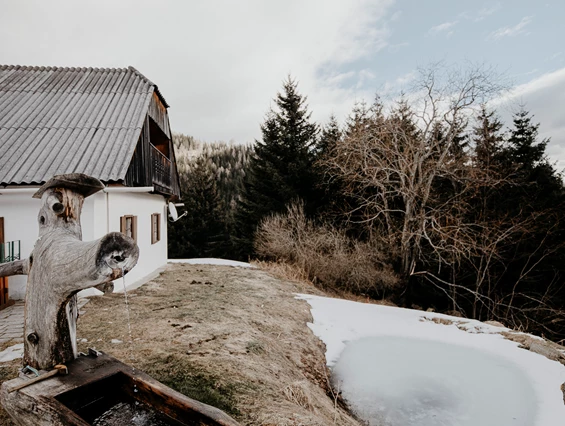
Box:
[297,294,565,426]
[0,343,23,363]
[168,258,254,268]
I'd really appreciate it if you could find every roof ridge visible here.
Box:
[0,65,164,104]
[127,66,154,86]
[0,125,145,130]
[0,65,131,72]
[127,66,169,108]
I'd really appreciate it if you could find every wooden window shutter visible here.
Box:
[132,216,138,242]
[151,213,161,244]
[156,214,160,242]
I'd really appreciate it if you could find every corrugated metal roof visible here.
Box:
[0,65,164,185]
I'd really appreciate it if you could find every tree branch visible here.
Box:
[0,258,29,277]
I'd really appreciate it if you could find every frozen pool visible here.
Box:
[332,336,537,426]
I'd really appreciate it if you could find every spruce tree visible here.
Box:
[315,115,347,222]
[317,114,341,157]
[168,156,225,258]
[500,107,562,211]
[235,77,318,258]
[505,108,548,171]
[472,105,505,170]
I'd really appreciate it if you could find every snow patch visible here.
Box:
[0,343,24,363]
[168,258,254,268]
[297,294,565,426]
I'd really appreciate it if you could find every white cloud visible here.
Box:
[388,42,410,52]
[380,71,417,96]
[489,16,533,39]
[429,21,458,34]
[476,3,501,21]
[0,0,397,144]
[492,67,565,170]
[390,10,402,22]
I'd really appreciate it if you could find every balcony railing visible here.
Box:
[0,240,20,264]
[150,144,172,189]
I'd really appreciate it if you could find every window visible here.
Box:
[120,215,137,242]
[151,213,161,244]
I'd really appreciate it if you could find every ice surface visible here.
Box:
[332,336,536,426]
[168,258,253,268]
[296,294,565,426]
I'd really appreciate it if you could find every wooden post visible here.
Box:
[0,174,139,370]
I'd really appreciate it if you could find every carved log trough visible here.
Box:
[0,174,240,425]
[1,350,239,425]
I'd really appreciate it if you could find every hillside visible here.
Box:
[0,262,360,426]
[2,261,565,425]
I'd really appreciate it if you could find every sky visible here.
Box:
[1,0,564,166]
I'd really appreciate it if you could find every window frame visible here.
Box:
[120,215,137,242]
[151,213,161,244]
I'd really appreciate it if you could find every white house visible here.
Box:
[0,65,181,306]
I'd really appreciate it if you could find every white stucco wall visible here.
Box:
[0,189,168,300]
[0,190,41,300]
[104,191,168,289]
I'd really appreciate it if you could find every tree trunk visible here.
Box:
[0,174,139,370]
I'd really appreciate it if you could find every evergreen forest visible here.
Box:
[168,71,565,343]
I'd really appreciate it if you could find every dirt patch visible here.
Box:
[68,263,361,425]
[421,316,565,367]
[0,360,18,426]
[501,332,565,365]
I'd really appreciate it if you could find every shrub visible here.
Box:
[255,202,398,297]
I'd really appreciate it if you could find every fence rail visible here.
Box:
[0,240,20,264]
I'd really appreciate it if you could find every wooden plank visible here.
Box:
[147,92,171,138]
[0,217,6,309]
[132,215,138,243]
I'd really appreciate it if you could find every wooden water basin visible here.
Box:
[0,350,239,426]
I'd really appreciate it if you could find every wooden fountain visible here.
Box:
[0,174,239,426]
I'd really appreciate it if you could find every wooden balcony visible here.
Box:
[150,144,172,190]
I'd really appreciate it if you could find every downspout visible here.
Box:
[106,191,110,234]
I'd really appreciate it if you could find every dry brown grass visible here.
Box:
[0,361,18,426]
[72,263,361,426]
[1,264,361,425]
[255,260,397,307]
[251,260,312,287]
[255,202,399,298]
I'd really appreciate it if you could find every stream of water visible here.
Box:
[121,269,138,399]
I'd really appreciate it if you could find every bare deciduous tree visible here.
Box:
[321,65,502,279]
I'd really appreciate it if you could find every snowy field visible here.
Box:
[168,258,254,268]
[297,294,565,426]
